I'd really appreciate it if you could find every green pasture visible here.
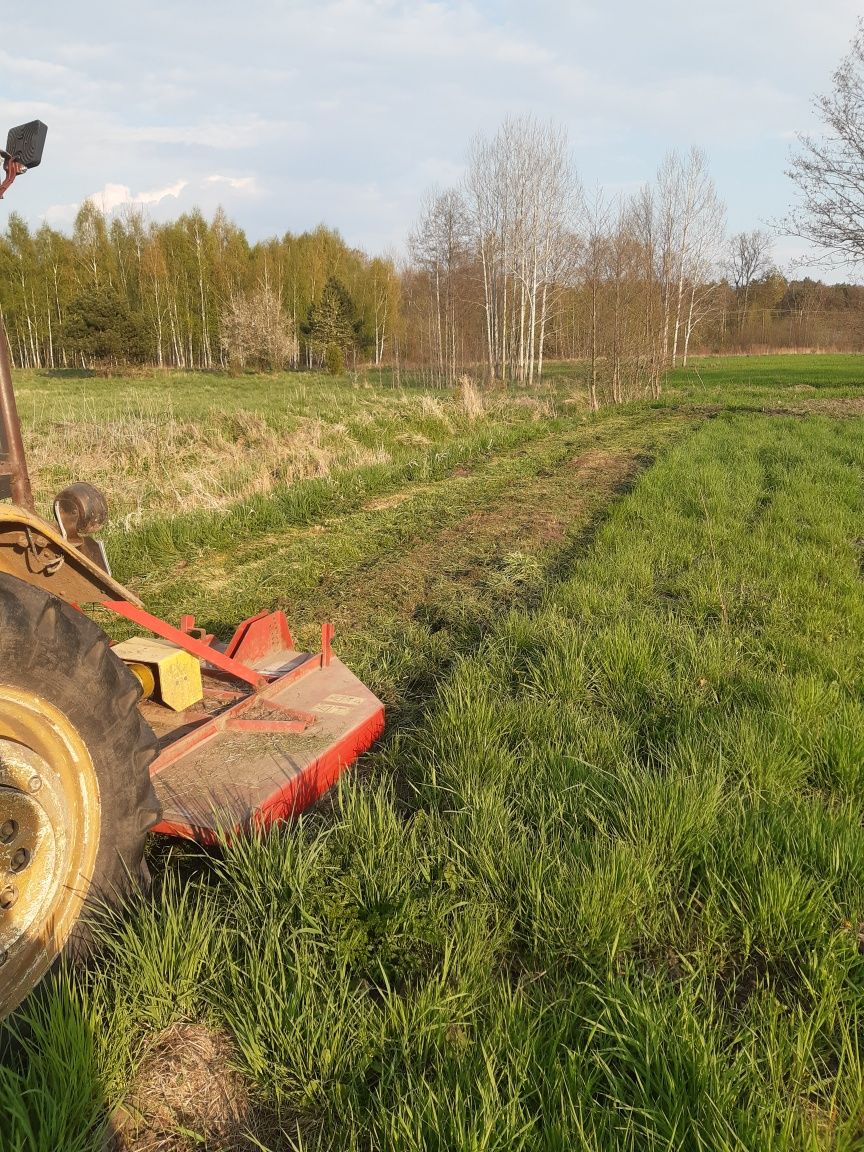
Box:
[3,355,864,1150]
[666,352,864,401]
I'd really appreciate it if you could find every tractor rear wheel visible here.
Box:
[0,574,160,1018]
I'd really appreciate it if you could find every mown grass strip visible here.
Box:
[107,419,554,586]
[129,408,682,620]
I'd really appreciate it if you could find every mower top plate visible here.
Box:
[147,654,384,842]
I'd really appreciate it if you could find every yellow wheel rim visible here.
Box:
[0,685,100,1017]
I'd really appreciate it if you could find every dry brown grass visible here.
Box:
[510,392,556,420]
[13,371,562,530]
[453,376,556,422]
[455,375,485,421]
[107,1022,268,1152]
[418,393,454,428]
[23,396,389,526]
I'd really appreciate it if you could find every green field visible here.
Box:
[3,356,864,1151]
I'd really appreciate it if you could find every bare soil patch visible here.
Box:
[770,396,864,417]
[333,442,646,630]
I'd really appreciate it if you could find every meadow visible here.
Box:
[3,355,864,1151]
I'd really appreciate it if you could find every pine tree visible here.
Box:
[63,285,147,364]
[302,276,365,363]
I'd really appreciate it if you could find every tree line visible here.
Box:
[0,204,401,374]
[3,90,864,391]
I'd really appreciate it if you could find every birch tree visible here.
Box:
[725,229,772,331]
[669,148,725,366]
[581,188,611,411]
[410,188,471,384]
[464,115,575,384]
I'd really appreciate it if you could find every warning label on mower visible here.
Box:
[316,693,364,715]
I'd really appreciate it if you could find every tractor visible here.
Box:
[0,123,385,1018]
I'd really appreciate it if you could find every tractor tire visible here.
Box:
[0,573,161,1019]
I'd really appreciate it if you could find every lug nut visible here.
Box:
[0,820,17,844]
[0,885,18,911]
[28,776,42,793]
[10,848,29,873]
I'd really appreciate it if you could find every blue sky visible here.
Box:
[1,0,860,274]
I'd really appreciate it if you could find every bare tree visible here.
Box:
[465,130,507,380]
[531,123,577,382]
[725,229,772,329]
[607,197,640,403]
[670,148,725,366]
[630,182,666,397]
[654,152,683,374]
[580,188,611,411]
[647,149,725,370]
[410,188,471,384]
[676,166,726,365]
[786,19,864,266]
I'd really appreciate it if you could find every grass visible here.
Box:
[13,366,557,528]
[3,355,864,1150]
[665,352,864,404]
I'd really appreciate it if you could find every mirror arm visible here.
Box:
[0,157,25,199]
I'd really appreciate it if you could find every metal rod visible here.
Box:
[0,316,34,511]
[103,600,270,688]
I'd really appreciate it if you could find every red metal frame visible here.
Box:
[154,708,385,843]
[104,601,270,687]
[253,707,385,829]
[225,610,293,661]
[144,648,323,773]
[100,603,385,843]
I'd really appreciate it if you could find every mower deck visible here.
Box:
[103,605,385,844]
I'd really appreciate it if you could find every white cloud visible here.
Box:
[41,200,79,227]
[89,179,188,213]
[0,49,76,84]
[205,173,258,191]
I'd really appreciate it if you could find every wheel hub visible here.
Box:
[0,741,61,966]
[0,687,100,1016]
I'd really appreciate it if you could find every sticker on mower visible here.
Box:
[315,693,365,716]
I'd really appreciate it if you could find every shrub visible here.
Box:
[325,342,344,375]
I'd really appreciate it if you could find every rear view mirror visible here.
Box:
[0,120,47,198]
[2,120,47,168]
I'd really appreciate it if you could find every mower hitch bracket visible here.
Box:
[103,601,269,688]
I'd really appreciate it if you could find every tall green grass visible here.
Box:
[5,402,864,1149]
[229,413,864,1147]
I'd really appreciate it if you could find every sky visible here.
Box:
[1,0,861,277]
